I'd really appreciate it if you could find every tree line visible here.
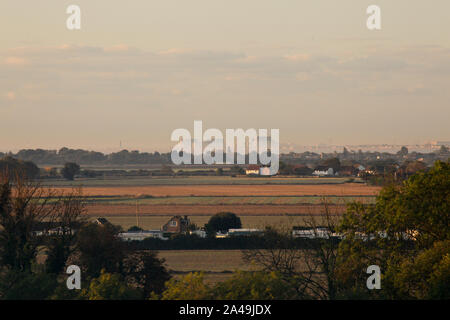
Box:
[1,148,171,165]
[3,145,448,167]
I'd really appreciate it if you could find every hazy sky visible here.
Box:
[1,1,449,152]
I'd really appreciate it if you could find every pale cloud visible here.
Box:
[170,89,183,96]
[0,45,447,93]
[234,55,258,63]
[5,91,16,100]
[4,56,29,66]
[295,72,310,81]
[158,48,193,55]
[336,55,407,72]
[224,75,239,81]
[283,54,311,62]
[0,44,448,149]
[103,44,130,52]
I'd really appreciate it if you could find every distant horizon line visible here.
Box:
[1,141,449,155]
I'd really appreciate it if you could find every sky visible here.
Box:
[0,1,449,152]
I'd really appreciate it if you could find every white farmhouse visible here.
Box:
[312,167,334,176]
[190,229,207,238]
[259,167,271,176]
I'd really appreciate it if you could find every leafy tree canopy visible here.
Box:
[61,162,80,180]
[205,212,242,234]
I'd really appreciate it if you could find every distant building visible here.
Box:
[292,227,341,239]
[119,230,168,241]
[162,215,191,233]
[214,229,264,238]
[358,169,376,177]
[312,167,334,176]
[94,217,111,226]
[33,225,75,236]
[190,229,207,238]
[259,167,271,176]
[292,227,330,239]
[245,165,260,175]
[228,228,263,236]
[215,232,228,238]
[245,165,273,176]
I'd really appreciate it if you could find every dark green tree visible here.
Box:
[212,271,305,300]
[205,212,242,234]
[80,270,142,300]
[390,240,450,299]
[397,146,409,156]
[337,160,450,299]
[438,145,449,155]
[161,272,211,300]
[320,158,341,171]
[122,251,171,297]
[74,223,126,278]
[0,175,58,272]
[45,188,86,274]
[61,162,80,180]
[0,270,57,300]
[127,226,144,232]
[0,157,39,180]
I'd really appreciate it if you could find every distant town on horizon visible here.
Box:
[2,140,449,157]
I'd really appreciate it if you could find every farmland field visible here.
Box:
[83,195,375,205]
[73,182,378,222]
[87,203,346,218]
[69,181,380,228]
[43,176,380,230]
[66,177,379,283]
[56,182,380,197]
[158,250,256,273]
[157,250,319,284]
[43,176,358,187]
[157,250,263,284]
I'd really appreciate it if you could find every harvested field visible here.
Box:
[43,176,354,187]
[157,250,318,285]
[85,203,347,216]
[59,183,380,197]
[75,182,378,229]
[83,195,375,205]
[158,250,260,284]
[158,250,256,273]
